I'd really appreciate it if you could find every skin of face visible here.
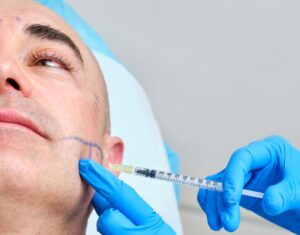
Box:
[0,0,124,234]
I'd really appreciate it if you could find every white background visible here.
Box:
[67,1,297,234]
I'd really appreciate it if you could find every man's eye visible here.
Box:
[30,50,73,71]
[36,59,62,69]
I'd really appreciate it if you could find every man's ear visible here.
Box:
[102,135,124,176]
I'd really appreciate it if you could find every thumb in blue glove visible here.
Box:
[79,159,176,235]
[198,136,300,233]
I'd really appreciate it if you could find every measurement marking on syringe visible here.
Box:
[152,170,223,191]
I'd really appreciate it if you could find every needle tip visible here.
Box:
[109,164,133,174]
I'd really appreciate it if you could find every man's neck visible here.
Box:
[0,200,90,235]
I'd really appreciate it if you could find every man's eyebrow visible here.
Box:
[24,24,83,64]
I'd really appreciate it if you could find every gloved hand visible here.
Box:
[79,159,176,235]
[198,136,300,233]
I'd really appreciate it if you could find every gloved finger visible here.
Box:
[197,188,207,213]
[198,171,224,230]
[223,137,277,206]
[97,208,135,235]
[98,208,174,235]
[217,190,240,232]
[79,159,159,226]
[92,192,112,215]
[197,170,225,213]
[206,190,222,231]
[262,178,300,216]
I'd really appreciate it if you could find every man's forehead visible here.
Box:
[0,1,86,64]
[0,1,78,39]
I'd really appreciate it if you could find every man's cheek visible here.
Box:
[0,152,40,194]
[39,144,92,214]
[0,143,65,208]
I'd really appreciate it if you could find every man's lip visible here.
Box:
[0,109,49,139]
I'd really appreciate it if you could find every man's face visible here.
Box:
[0,0,120,218]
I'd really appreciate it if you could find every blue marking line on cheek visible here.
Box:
[63,136,104,160]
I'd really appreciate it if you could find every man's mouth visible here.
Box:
[0,109,49,139]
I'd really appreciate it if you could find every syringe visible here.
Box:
[110,164,264,199]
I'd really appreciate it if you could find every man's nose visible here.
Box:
[0,59,32,97]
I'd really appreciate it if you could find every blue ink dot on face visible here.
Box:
[15,16,21,21]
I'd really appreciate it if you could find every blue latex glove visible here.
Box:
[198,136,300,233]
[79,159,175,235]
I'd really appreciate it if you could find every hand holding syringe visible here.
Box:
[110,164,264,199]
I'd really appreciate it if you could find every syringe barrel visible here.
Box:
[135,167,223,191]
[134,167,263,198]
